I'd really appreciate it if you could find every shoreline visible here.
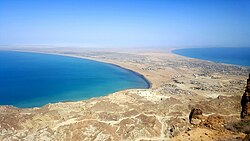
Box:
[171,47,250,67]
[1,49,152,88]
[0,48,249,140]
[0,48,248,108]
[0,49,152,108]
[108,63,151,89]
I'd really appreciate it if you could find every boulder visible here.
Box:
[189,108,203,125]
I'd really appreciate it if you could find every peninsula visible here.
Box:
[0,47,249,140]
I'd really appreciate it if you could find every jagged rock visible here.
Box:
[241,73,250,119]
[189,108,225,130]
[189,108,203,125]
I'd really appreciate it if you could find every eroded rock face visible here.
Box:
[189,108,203,125]
[241,74,250,119]
[189,108,225,130]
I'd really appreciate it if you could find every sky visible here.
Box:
[0,0,250,48]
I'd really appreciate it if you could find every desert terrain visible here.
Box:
[0,47,249,141]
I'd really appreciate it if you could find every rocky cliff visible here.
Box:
[241,74,250,119]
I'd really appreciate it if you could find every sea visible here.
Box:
[172,47,250,66]
[0,51,149,108]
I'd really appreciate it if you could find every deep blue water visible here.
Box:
[172,47,250,66]
[0,51,149,108]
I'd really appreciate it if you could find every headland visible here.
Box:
[0,47,249,140]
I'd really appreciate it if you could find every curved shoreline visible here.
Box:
[171,47,250,67]
[0,49,151,108]
[4,49,151,88]
[108,63,151,89]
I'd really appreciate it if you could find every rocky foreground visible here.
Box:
[0,47,250,141]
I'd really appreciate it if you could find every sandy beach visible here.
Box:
[0,47,249,140]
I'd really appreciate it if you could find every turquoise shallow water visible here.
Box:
[0,51,149,108]
[172,47,250,66]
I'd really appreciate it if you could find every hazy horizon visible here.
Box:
[1,0,250,48]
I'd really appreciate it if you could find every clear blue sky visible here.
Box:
[0,0,250,47]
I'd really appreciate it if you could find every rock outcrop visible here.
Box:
[189,108,225,130]
[241,74,250,119]
[189,108,203,125]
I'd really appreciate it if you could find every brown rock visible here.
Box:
[189,108,203,125]
[201,114,225,130]
[191,118,202,125]
[241,73,250,119]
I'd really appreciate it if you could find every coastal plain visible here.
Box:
[0,47,249,141]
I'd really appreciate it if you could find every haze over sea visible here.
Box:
[0,51,149,108]
[173,47,250,66]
